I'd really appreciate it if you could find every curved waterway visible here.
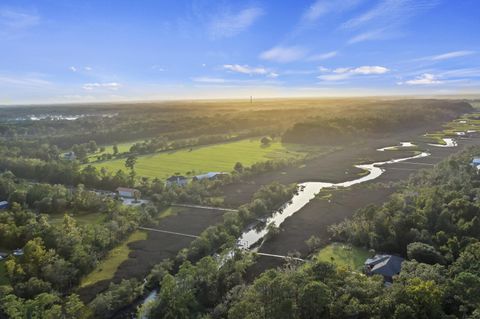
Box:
[237,151,431,250]
[428,138,457,147]
[377,142,415,151]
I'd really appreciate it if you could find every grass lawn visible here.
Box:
[0,260,9,286]
[91,138,310,179]
[80,230,148,288]
[316,243,371,271]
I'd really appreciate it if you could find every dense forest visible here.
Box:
[283,100,472,144]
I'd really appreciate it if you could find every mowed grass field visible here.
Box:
[316,243,370,271]
[92,139,309,179]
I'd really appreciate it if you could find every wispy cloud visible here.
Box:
[0,74,50,87]
[0,8,40,30]
[343,0,440,44]
[302,0,363,23]
[308,51,338,61]
[318,65,389,81]
[192,77,227,84]
[260,46,307,63]
[428,50,475,61]
[222,64,278,78]
[83,82,121,90]
[400,73,442,85]
[208,7,264,39]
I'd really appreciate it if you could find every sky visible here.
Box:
[0,0,479,104]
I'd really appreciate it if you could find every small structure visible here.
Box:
[63,151,76,161]
[166,175,189,187]
[0,251,8,260]
[116,187,140,199]
[192,172,228,181]
[0,201,8,210]
[365,254,404,282]
[12,249,24,257]
[455,131,466,137]
[471,158,480,171]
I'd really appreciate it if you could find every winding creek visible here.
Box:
[237,151,431,249]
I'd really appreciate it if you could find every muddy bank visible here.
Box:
[78,207,225,302]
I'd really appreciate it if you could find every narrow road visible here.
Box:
[172,203,239,212]
[139,227,199,239]
[255,252,305,262]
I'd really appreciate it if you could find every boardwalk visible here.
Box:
[139,227,199,239]
[172,203,239,212]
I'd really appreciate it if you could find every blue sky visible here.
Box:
[0,0,479,104]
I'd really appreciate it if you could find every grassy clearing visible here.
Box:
[316,243,371,271]
[88,140,139,161]
[91,139,310,179]
[0,261,9,286]
[80,230,148,288]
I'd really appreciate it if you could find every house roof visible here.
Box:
[368,255,404,277]
[472,158,480,165]
[167,175,187,181]
[116,187,138,193]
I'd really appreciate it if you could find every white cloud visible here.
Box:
[69,66,77,72]
[318,65,389,81]
[430,50,475,61]
[223,64,268,75]
[83,82,121,90]
[260,46,307,63]
[208,7,264,39]
[0,8,40,30]
[402,73,442,85]
[84,66,93,71]
[192,77,227,83]
[308,51,338,61]
[223,64,279,78]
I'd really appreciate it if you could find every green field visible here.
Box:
[88,140,139,161]
[316,243,371,271]
[91,139,310,179]
[80,230,148,288]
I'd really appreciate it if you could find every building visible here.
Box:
[365,254,404,282]
[63,151,76,161]
[0,251,8,260]
[166,175,188,187]
[192,172,228,181]
[116,187,141,198]
[0,201,8,210]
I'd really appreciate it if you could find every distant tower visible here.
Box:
[250,96,253,104]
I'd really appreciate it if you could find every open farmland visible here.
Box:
[91,138,311,179]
